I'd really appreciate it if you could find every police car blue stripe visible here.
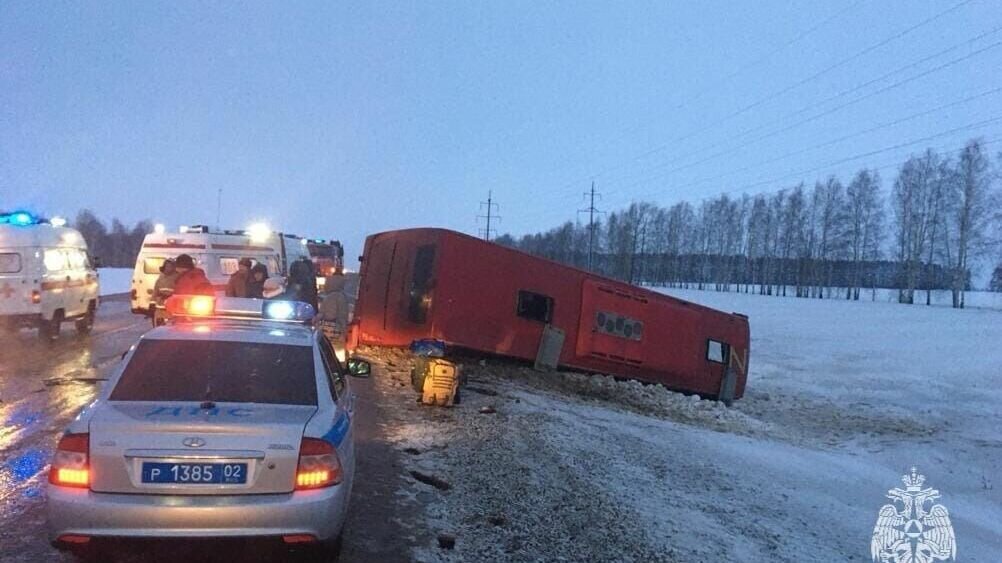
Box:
[322,412,350,447]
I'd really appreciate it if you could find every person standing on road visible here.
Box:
[273,258,318,309]
[172,254,214,296]
[153,259,178,305]
[151,258,179,326]
[225,258,253,297]
[295,258,319,310]
[318,273,350,356]
[319,273,349,331]
[247,263,269,299]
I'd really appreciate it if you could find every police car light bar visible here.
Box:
[0,211,37,226]
[164,295,315,323]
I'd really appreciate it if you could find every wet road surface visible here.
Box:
[0,295,423,562]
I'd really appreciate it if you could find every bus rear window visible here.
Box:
[110,340,318,405]
[0,253,21,273]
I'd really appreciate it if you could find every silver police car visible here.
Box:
[46,295,370,558]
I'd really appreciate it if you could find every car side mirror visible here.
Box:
[92,256,103,268]
[346,357,371,377]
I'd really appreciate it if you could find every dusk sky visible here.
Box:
[3,1,1000,263]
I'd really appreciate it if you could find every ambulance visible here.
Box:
[130,225,310,317]
[0,211,100,340]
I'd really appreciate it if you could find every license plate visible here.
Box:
[141,462,247,484]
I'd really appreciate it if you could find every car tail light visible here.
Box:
[48,433,89,488]
[31,290,41,304]
[295,438,342,490]
[282,534,317,544]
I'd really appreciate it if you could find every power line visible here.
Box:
[517,64,1002,225]
[607,42,1002,195]
[477,190,501,241]
[639,118,1002,204]
[691,134,1002,207]
[673,0,867,112]
[567,0,976,196]
[529,1,870,200]
[623,86,1002,198]
[603,24,1002,193]
[689,0,976,136]
[721,23,1002,151]
[538,135,1002,234]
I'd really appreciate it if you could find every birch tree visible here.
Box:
[846,169,884,300]
[947,140,995,307]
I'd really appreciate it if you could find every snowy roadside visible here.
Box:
[357,285,1002,562]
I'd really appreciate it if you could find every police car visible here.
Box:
[46,295,371,558]
[0,211,99,340]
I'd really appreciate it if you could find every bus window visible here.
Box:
[407,244,436,324]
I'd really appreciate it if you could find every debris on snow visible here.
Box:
[436,533,457,550]
[410,471,451,491]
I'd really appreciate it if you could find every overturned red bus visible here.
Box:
[347,228,750,400]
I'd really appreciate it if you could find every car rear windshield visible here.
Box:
[110,339,317,405]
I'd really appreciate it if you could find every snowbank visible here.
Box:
[359,283,1002,561]
[97,268,132,296]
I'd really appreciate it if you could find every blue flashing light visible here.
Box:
[266,301,294,320]
[1,211,37,226]
[263,300,315,322]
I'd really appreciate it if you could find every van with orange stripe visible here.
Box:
[0,212,100,340]
[130,225,310,317]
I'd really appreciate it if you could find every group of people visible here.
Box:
[223,257,273,300]
[153,254,216,299]
[152,253,348,332]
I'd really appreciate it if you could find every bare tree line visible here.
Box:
[498,139,1002,308]
[72,210,152,268]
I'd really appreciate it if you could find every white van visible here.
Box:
[130,225,310,316]
[0,212,100,339]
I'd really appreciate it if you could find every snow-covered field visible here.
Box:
[365,287,1002,562]
[648,283,1002,311]
[97,267,132,296]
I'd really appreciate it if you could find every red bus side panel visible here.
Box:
[350,228,750,399]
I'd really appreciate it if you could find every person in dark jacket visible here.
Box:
[296,258,319,310]
[272,258,318,310]
[225,258,253,297]
[247,263,269,299]
[172,254,215,296]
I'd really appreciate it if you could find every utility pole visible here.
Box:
[577,182,603,270]
[477,190,500,241]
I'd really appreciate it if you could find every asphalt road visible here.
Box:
[0,294,423,562]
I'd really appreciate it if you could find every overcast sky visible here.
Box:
[3,1,1000,263]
